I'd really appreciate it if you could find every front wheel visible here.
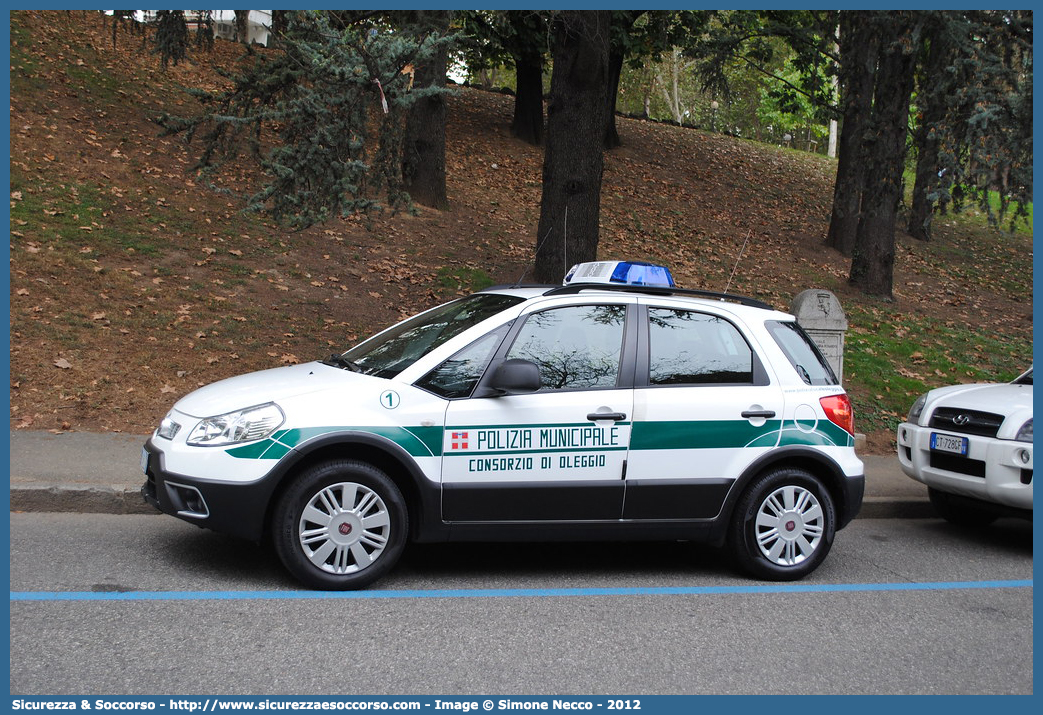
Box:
[273,460,407,590]
[728,467,836,581]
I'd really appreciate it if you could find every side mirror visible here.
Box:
[485,358,542,395]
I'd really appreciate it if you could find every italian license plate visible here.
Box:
[930,432,968,456]
[141,447,150,474]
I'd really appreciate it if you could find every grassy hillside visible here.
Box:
[9,11,1033,453]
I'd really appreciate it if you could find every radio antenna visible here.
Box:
[515,226,555,286]
[514,205,569,287]
[563,205,568,271]
[724,230,752,294]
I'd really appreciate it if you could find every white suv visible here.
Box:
[898,368,1033,525]
[143,261,864,589]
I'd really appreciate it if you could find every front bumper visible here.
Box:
[141,438,279,542]
[897,422,1033,511]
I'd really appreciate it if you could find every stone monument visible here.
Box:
[791,289,848,384]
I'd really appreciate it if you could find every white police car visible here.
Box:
[143,261,864,589]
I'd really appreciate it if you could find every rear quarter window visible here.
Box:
[766,320,838,386]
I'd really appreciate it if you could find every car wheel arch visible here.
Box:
[261,431,442,545]
[710,446,850,545]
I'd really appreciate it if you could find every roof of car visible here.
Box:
[479,282,778,312]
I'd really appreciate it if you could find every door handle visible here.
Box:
[587,412,627,422]
[741,409,776,419]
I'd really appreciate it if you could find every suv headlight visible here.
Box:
[1016,419,1033,443]
[907,394,928,424]
[187,403,285,447]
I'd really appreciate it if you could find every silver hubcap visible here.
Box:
[754,485,824,566]
[298,482,391,575]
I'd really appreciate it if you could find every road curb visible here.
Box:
[10,484,156,515]
[857,496,935,520]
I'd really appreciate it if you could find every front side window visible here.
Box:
[416,324,511,398]
[337,294,522,379]
[504,304,626,391]
[648,308,755,385]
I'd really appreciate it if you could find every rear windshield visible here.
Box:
[766,320,838,386]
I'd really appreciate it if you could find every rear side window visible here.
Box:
[647,308,755,385]
[766,320,838,385]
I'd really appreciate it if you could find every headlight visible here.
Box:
[1016,419,1033,443]
[187,403,285,447]
[907,394,928,423]
[157,415,181,440]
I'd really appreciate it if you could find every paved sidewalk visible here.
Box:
[7,430,933,518]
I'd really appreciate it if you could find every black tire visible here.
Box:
[273,460,408,590]
[928,487,998,528]
[728,467,836,581]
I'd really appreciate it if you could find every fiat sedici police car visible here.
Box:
[143,261,864,589]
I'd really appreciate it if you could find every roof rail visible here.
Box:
[478,283,553,292]
[542,282,774,310]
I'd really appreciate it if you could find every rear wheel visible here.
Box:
[928,487,998,528]
[273,460,407,590]
[729,467,836,581]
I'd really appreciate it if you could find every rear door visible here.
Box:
[623,301,784,519]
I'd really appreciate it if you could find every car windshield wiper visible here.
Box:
[325,353,361,372]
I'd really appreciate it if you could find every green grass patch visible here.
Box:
[901,221,1033,301]
[902,168,1033,237]
[10,174,209,257]
[10,19,46,95]
[843,303,1031,434]
[65,62,124,103]
[436,266,495,294]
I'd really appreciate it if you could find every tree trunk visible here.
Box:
[907,24,951,242]
[603,48,625,149]
[826,12,877,256]
[534,11,611,284]
[850,14,922,299]
[658,49,685,125]
[232,9,252,52]
[603,11,643,150]
[403,11,449,210]
[511,51,544,145]
[271,10,289,38]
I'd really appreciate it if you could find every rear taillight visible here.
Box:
[821,394,854,436]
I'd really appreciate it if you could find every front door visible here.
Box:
[441,302,634,522]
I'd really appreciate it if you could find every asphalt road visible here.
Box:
[9,513,1033,695]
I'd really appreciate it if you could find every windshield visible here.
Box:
[1014,367,1033,385]
[336,294,523,379]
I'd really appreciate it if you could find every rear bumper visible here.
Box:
[838,473,865,529]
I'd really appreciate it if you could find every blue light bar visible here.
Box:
[610,261,675,287]
[563,261,676,288]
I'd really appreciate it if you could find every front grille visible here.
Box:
[929,407,1004,438]
[1021,469,1033,485]
[930,452,986,478]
